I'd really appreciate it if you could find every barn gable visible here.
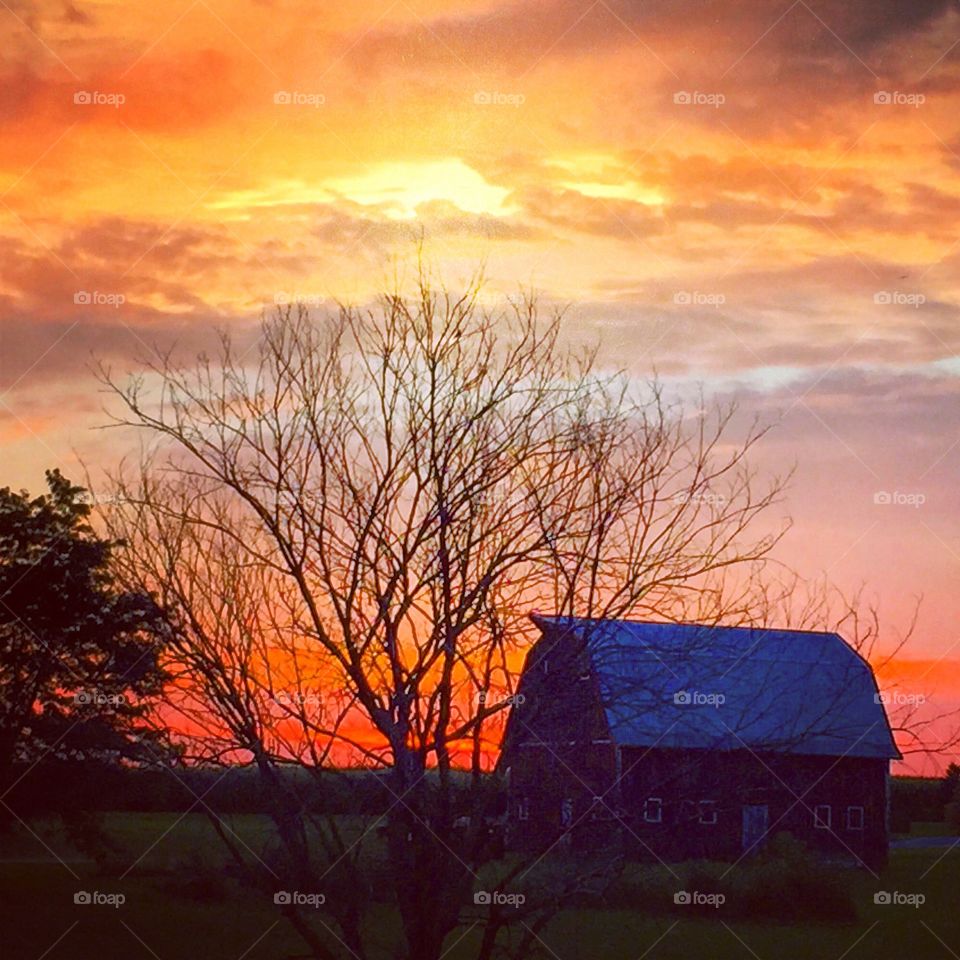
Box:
[529,615,900,760]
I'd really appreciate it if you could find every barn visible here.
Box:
[499,614,900,869]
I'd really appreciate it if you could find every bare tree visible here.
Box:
[100,265,790,960]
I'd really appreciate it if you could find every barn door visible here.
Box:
[741,804,768,854]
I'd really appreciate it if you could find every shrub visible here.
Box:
[163,850,231,903]
[726,833,856,922]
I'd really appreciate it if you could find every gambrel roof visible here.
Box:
[529,615,901,760]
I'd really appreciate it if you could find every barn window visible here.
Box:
[846,806,864,830]
[643,797,662,823]
[813,804,831,829]
[516,797,529,821]
[699,800,717,825]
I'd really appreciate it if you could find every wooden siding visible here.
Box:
[501,628,890,869]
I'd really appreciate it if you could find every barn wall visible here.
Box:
[501,625,620,852]
[618,746,886,867]
[501,622,891,867]
[507,742,889,867]
[505,741,619,852]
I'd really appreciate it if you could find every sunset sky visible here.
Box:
[1,0,959,770]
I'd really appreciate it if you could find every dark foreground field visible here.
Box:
[1,814,957,959]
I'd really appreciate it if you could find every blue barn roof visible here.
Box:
[531,615,900,760]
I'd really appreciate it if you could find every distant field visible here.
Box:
[0,812,379,872]
[1,813,959,959]
[900,820,955,838]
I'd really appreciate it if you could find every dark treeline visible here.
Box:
[891,771,958,831]
[3,761,949,826]
[4,764,399,817]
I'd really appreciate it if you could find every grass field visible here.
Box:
[896,820,956,838]
[1,814,958,959]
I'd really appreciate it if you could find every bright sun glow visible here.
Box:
[559,180,665,205]
[211,160,512,219]
[548,153,664,205]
